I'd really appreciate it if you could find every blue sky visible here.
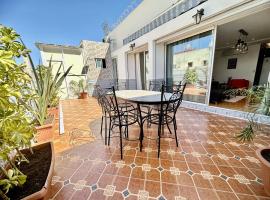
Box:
[0,0,132,64]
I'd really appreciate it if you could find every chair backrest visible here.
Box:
[161,83,186,116]
[98,87,122,123]
[149,80,165,91]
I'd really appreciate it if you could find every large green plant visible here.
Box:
[26,59,72,126]
[236,83,270,141]
[0,26,34,199]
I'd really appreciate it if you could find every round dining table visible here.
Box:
[115,90,173,151]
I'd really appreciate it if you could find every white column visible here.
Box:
[155,43,166,80]
[148,40,156,81]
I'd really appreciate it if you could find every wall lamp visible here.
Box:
[192,8,204,24]
[129,43,135,51]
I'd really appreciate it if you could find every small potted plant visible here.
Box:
[236,83,270,195]
[69,79,88,99]
[0,26,55,200]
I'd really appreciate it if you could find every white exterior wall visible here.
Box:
[39,49,84,98]
[108,0,270,123]
[110,0,270,86]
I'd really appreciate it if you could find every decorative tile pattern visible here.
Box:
[234,175,250,184]
[144,147,152,153]
[49,99,270,200]
[245,156,260,164]
[187,170,194,176]
[103,185,115,196]
[124,146,131,150]
[201,171,213,180]
[220,174,228,181]
[191,152,201,158]
[167,149,176,155]
[123,189,130,197]
[142,164,151,172]
[217,154,229,161]
[116,160,125,168]
[207,140,215,145]
[74,180,87,190]
[138,190,149,200]
[170,167,180,175]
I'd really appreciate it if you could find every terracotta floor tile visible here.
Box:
[161,170,177,184]
[177,172,194,186]
[145,180,161,198]
[210,176,232,192]
[97,174,115,188]
[228,179,253,195]
[48,99,270,200]
[113,176,129,191]
[128,178,144,194]
[178,185,199,200]
[197,188,219,200]
[131,167,145,179]
[192,174,213,189]
[54,184,75,200]
[162,183,179,199]
[88,189,106,200]
[216,191,238,200]
[70,187,91,200]
[146,168,160,182]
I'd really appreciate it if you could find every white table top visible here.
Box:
[115,90,172,105]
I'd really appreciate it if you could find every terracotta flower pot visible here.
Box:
[35,115,55,143]
[256,148,270,196]
[47,107,59,119]
[79,92,88,99]
[21,142,55,200]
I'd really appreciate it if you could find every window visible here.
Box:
[166,30,213,104]
[95,58,106,68]
[81,65,89,75]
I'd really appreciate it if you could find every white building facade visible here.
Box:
[107,0,270,124]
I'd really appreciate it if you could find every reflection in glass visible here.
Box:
[166,31,213,104]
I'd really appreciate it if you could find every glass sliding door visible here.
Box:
[166,30,213,104]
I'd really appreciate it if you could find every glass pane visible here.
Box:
[166,30,213,104]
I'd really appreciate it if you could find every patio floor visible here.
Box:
[50,98,270,200]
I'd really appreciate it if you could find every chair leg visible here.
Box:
[173,118,179,147]
[108,117,112,146]
[100,116,103,136]
[174,118,177,130]
[119,125,123,159]
[157,118,161,158]
[166,121,173,135]
[105,116,107,145]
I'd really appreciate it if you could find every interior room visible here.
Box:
[210,8,270,112]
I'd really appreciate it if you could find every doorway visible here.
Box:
[139,51,149,90]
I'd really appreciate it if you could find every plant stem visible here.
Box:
[0,189,9,200]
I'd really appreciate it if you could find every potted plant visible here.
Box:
[69,79,88,99]
[0,26,55,200]
[26,58,72,143]
[236,83,270,195]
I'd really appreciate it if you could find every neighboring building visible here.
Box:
[107,0,270,123]
[36,40,114,98]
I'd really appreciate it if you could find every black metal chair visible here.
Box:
[99,86,139,159]
[149,80,165,91]
[143,83,186,158]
